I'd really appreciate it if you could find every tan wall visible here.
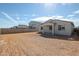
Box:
[1,28,36,34]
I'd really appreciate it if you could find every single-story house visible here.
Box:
[39,19,74,36]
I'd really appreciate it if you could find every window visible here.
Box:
[49,26,52,30]
[29,26,32,29]
[58,25,61,30]
[41,27,43,30]
[62,27,65,30]
[58,25,65,30]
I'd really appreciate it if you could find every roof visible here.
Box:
[41,19,74,26]
[29,21,41,24]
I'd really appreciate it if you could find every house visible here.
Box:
[39,19,74,36]
[29,21,41,31]
[12,25,28,29]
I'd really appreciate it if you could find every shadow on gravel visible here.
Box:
[39,33,79,41]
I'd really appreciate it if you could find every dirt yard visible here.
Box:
[0,32,79,56]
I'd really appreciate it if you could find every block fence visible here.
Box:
[0,28,37,34]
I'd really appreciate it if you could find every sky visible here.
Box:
[0,3,79,28]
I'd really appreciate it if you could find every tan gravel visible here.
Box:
[0,32,79,56]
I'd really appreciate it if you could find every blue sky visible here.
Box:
[0,3,79,28]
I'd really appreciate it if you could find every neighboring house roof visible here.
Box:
[41,19,74,27]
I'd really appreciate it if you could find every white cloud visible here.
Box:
[61,3,72,6]
[16,16,20,20]
[69,19,79,27]
[30,16,79,27]
[66,10,79,19]
[43,3,58,11]
[31,16,64,22]
[1,12,18,24]
[61,3,67,5]
[57,18,79,27]
[44,3,54,8]
[74,10,79,14]
[31,14,37,17]
[52,16,64,19]
[1,12,28,25]
[67,14,74,18]
[31,16,53,22]
[66,10,79,20]
[18,20,27,24]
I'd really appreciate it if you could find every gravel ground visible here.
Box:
[0,32,79,56]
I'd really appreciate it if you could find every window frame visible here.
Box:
[41,26,43,30]
[58,25,65,31]
[49,25,52,31]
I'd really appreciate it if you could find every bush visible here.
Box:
[73,28,79,36]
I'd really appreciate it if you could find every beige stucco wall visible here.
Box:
[54,21,74,36]
[39,23,53,34]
